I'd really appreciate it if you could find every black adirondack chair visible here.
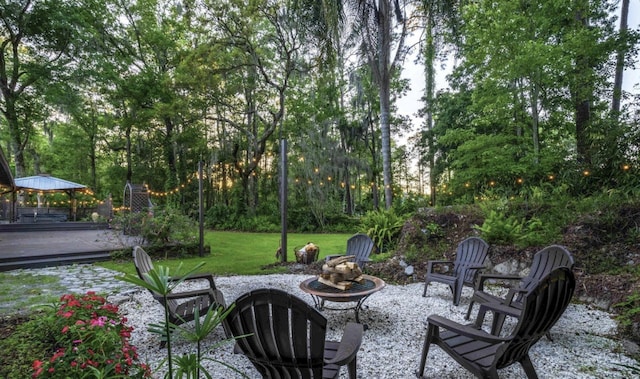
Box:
[224,288,364,379]
[422,237,490,306]
[416,267,575,379]
[325,233,375,270]
[465,245,574,336]
[132,246,226,347]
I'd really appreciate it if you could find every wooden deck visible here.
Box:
[0,223,139,271]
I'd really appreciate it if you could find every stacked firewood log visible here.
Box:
[318,256,364,290]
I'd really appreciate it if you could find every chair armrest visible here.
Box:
[165,288,218,300]
[168,272,217,290]
[427,315,508,343]
[475,273,523,291]
[477,300,522,319]
[324,322,364,366]
[426,260,455,273]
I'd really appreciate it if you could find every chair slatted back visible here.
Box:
[520,245,574,295]
[225,288,328,379]
[132,246,178,312]
[497,267,575,369]
[346,233,375,268]
[454,237,490,284]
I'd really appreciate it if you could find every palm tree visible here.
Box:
[293,0,408,209]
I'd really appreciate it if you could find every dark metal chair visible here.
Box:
[325,233,375,270]
[224,288,364,379]
[465,245,574,336]
[422,237,490,306]
[417,267,575,379]
[132,246,226,347]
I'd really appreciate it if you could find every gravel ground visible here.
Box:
[115,274,638,378]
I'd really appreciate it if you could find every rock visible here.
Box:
[405,265,414,276]
[621,339,640,356]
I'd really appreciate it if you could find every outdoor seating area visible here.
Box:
[113,240,633,378]
[118,270,634,378]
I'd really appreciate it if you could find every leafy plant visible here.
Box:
[141,206,198,247]
[473,210,524,245]
[614,291,640,332]
[118,263,247,378]
[31,292,151,378]
[360,209,405,253]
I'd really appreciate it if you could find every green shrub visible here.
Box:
[473,210,524,245]
[360,209,405,253]
[0,312,57,378]
[614,291,640,335]
[141,206,197,246]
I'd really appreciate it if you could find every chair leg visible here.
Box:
[348,357,357,379]
[473,304,489,329]
[520,355,539,379]
[422,280,430,297]
[416,325,434,378]
[451,282,461,306]
[490,312,507,336]
[465,300,475,320]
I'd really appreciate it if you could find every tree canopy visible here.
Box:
[0,0,638,231]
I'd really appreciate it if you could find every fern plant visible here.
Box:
[360,209,405,253]
[473,210,524,245]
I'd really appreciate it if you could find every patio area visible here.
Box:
[116,274,638,378]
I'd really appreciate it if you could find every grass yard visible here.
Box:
[99,231,352,277]
[0,272,64,313]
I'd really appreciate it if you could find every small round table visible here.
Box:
[299,274,385,325]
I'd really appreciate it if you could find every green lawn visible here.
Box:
[99,231,352,277]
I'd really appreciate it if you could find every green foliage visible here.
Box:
[473,209,524,246]
[360,209,405,253]
[30,293,151,378]
[392,193,432,216]
[615,291,640,330]
[141,206,198,246]
[118,263,245,378]
[0,311,58,378]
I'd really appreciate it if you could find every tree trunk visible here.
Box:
[378,0,393,209]
[164,116,177,186]
[612,0,629,114]
[529,79,540,163]
[424,9,436,206]
[573,9,593,165]
[3,97,27,178]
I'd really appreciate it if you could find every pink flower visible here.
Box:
[32,360,44,378]
[90,316,107,327]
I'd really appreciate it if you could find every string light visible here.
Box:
[138,162,636,198]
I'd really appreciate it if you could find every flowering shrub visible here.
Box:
[32,292,151,379]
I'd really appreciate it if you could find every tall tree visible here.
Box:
[352,0,409,209]
[612,0,630,114]
[198,0,303,214]
[0,0,87,177]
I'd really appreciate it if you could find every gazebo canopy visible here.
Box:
[14,174,88,193]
